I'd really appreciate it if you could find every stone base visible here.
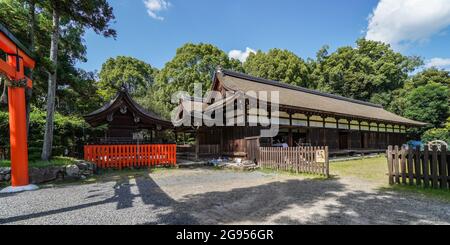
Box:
[0,184,39,193]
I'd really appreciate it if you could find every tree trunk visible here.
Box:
[26,0,36,138]
[41,8,60,161]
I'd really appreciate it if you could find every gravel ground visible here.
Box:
[1,168,449,225]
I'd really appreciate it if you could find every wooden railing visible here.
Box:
[259,146,329,177]
[387,145,449,189]
[84,144,176,169]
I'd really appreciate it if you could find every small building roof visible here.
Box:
[214,69,427,126]
[84,88,172,128]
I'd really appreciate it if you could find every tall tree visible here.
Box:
[403,82,449,132]
[98,56,158,100]
[406,68,450,87]
[25,0,36,136]
[41,0,116,160]
[150,43,242,118]
[243,49,311,87]
[42,2,61,161]
[389,68,450,115]
[422,117,450,145]
[312,39,422,101]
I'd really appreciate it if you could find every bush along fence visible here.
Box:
[84,144,177,169]
[259,146,329,177]
[386,145,449,190]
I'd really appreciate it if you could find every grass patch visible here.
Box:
[380,185,450,203]
[330,155,450,202]
[330,156,388,184]
[0,156,77,169]
[0,160,10,168]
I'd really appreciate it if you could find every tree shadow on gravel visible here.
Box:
[2,172,450,225]
[148,178,346,225]
[0,175,342,225]
[0,173,201,224]
[272,189,450,225]
[149,176,450,225]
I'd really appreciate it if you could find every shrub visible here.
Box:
[0,107,104,160]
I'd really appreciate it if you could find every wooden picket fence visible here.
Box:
[259,146,329,177]
[84,144,177,169]
[386,145,449,189]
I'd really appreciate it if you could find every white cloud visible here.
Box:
[144,0,171,21]
[228,47,256,63]
[366,0,450,48]
[425,57,450,70]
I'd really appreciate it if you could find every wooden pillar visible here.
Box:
[288,113,293,147]
[358,121,363,149]
[220,128,224,155]
[306,115,311,146]
[150,130,153,143]
[322,116,326,147]
[348,119,352,149]
[174,131,178,144]
[335,117,339,150]
[7,55,29,187]
[288,128,293,147]
[195,131,200,160]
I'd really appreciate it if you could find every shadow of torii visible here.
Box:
[1,170,449,225]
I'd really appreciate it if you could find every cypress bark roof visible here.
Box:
[215,69,427,126]
[84,88,172,128]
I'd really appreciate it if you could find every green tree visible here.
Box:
[150,43,242,118]
[57,69,104,115]
[243,49,310,87]
[0,0,96,110]
[98,56,158,100]
[41,0,116,160]
[422,117,450,145]
[389,68,450,123]
[312,39,422,101]
[403,82,449,130]
[407,68,450,88]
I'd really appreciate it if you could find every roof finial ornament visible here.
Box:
[120,83,128,92]
[216,65,223,73]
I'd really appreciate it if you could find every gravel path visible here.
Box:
[1,168,449,225]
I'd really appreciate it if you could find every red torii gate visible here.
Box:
[0,24,36,193]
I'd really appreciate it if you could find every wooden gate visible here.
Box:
[246,137,260,163]
[259,146,329,177]
[84,144,177,169]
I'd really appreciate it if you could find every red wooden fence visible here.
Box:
[84,144,177,169]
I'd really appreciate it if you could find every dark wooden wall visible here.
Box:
[107,110,137,139]
[199,127,260,155]
[198,126,409,157]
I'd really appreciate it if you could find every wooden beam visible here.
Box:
[0,32,35,69]
[0,58,15,78]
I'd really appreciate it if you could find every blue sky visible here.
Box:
[77,0,450,72]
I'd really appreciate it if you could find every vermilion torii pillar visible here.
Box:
[0,24,36,193]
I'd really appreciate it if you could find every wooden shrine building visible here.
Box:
[174,69,427,159]
[84,87,173,144]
